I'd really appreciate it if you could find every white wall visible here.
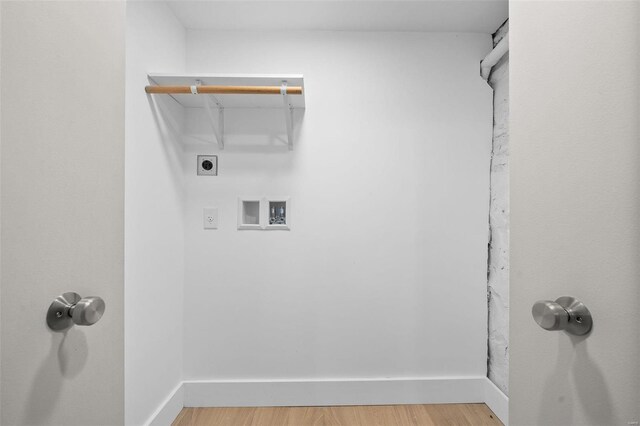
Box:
[510,1,640,424]
[0,3,3,421]
[487,21,509,396]
[125,3,186,425]
[1,2,125,424]
[182,31,493,385]
[0,4,3,421]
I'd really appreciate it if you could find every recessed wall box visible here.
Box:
[265,197,290,230]
[237,198,262,230]
[197,155,218,176]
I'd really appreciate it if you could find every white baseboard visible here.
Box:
[147,383,184,426]
[150,377,509,426]
[483,378,509,426]
[183,377,487,407]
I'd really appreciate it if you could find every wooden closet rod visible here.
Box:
[145,85,303,95]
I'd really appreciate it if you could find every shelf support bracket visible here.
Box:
[199,80,224,150]
[281,82,294,151]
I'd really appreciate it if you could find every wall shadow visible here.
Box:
[146,92,186,174]
[570,334,615,425]
[23,328,88,425]
[537,332,615,425]
[538,333,574,425]
[181,102,306,154]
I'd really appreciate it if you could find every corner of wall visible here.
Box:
[484,377,509,425]
[147,383,184,426]
[487,19,510,397]
[125,2,187,424]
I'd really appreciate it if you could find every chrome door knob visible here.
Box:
[532,300,569,330]
[47,292,106,331]
[70,296,105,326]
[532,296,592,336]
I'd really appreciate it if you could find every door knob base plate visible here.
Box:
[556,296,593,336]
[47,292,81,331]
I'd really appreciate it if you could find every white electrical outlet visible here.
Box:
[203,208,218,229]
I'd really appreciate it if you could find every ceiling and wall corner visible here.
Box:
[166,0,508,33]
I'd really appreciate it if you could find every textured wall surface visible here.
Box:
[487,21,509,396]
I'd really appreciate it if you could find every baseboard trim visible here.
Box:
[150,377,509,426]
[483,378,509,426]
[147,383,184,426]
[183,377,487,407]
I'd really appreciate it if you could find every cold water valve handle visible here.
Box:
[47,292,105,331]
[532,296,592,336]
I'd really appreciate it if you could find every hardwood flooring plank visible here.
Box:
[172,403,503,426]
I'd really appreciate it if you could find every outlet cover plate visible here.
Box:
[203,208,218,229]
[197,155,218,176]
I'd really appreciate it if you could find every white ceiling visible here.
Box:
[166,1,508,33]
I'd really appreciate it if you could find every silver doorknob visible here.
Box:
[532,296,592,336]
[69,296,105,326]
[47,292,106,331]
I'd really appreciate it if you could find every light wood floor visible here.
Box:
[172,404,502,426]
